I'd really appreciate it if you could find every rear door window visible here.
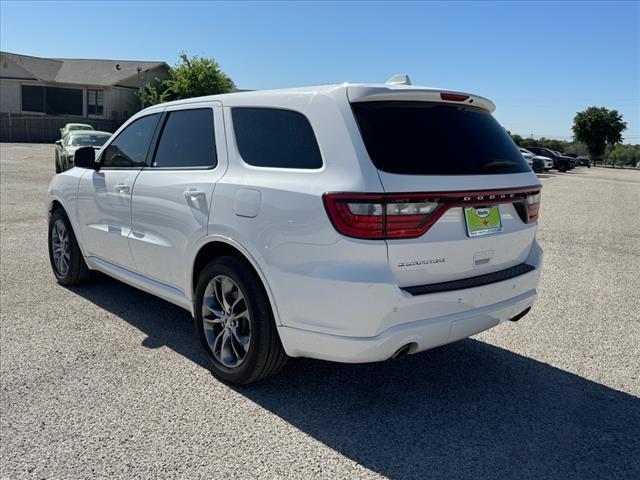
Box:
[351,101,529,175]
[231,107,322,169]
[152,108,216,168]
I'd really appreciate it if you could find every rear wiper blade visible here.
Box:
[482,160,517,169]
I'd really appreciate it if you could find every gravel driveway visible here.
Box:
[1,143,639,479]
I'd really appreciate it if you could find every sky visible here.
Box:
[1,0,638,142]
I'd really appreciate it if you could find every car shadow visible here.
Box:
[69,274,640,480]
[69,273,209,369]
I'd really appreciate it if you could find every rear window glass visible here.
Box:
[351,101,529,175]
[231,107,322,169]
[69,135,109,147]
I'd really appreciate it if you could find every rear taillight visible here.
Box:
[324,188,541,240]
[525,191,541,222]
[323,193,440,239]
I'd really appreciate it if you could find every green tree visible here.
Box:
[519,137,539,148]
[608,144,640,167]
[507,134,590,156]
[140,77,172,107]
[141,52,234,108]
[165,52,235,100]
[561,142,589,156]
[509,132,524,145]
[572,107,627,161]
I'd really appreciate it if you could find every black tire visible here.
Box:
[194,256,287,385]
[48,208,92,285]
[55,153,61,174]
[558,164,567,173]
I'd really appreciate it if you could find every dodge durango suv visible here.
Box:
[47,81,543,385]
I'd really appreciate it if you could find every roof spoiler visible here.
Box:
[348,86,496,112]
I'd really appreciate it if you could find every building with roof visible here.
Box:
[0,51,170,142]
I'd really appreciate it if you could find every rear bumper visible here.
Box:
[278,288,536,363]
[276,242,543,363]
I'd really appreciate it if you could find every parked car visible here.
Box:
[526,147,572,172]
[537,155,553,171]
[554,150,576,169]
[59,123,93,139]
[519,147,535,168]
[519,148,545,173]
[575,155,591,167]
[54,131,112,173]
[46,81,543,385]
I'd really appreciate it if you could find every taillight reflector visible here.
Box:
[525,191,541,222]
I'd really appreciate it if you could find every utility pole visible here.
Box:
[137,65,144,111]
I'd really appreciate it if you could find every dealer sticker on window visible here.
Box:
[464,206,503,237]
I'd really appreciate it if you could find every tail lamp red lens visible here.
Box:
[323,193,440,239]
[323,188,541,240]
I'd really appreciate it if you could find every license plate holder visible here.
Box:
[464,206,503,237]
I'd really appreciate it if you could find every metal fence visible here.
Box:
[0,114,120,143]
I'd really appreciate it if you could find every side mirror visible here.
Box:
[55,140,62,146]
[74,146,99,170]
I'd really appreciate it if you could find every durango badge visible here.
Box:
[397,258,446,268]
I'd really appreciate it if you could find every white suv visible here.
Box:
[47,82,543,385]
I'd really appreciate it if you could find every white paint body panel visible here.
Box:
[47,82,543,363]
[128,103,227,288]
[76,169,141,269]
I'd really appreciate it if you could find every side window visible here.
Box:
[87,89,104,116]
[152,108,216,168]
[102,113,160,168]
[231,107,322,169]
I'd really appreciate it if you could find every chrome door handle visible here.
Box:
[114,184,130,194]
[183,189,206,199]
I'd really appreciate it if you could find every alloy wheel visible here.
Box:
[202,275,251,368]
[51,219,71,277]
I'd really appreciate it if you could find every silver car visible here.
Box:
[55,131,111,173]
[519,148,547,173]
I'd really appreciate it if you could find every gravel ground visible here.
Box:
[1,143,639,480]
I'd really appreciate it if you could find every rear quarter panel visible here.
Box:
[205,91,389,328]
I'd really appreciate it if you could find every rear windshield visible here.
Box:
[351,101,529,175]
[69,135,109,147]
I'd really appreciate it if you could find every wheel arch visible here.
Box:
[189,237,282,326]
[48,198,64,214]
[47,195,87,257]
